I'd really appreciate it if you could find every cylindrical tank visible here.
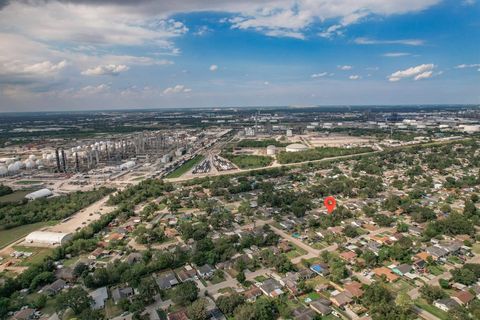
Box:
[266,145,276,155]
[0,165,7,175]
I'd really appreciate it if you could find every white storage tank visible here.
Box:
[285,143,308,153]
[266,145,276,155]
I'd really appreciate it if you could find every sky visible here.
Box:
[0,0,479,112]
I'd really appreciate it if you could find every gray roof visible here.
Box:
[310,300,332,315]
[197,264,214,275]
[435,298,460,309]
[396,264,412,274]
[426,246,449,257]
[260,278,283,293]
[155,271,179,290]
[90,286,108,310]
[111,286,134,302]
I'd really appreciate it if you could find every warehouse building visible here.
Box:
[25,231,72,246]
[25,188,53,200]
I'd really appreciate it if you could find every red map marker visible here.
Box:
[324,196,336,214]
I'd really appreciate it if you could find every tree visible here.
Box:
[187,298,208,320]
[171,281,199,306]
[234,303,257,320]
[236,271,246,284]
[395,292,412,312]
[419,285,447,303]
[438,279,451,289]
[56,287,92,314]
[216,293,245,316]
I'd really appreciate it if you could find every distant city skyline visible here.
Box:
[0,0,479,111]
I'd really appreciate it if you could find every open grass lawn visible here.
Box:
[210,271,226,284]
[254,275,268,283]
[0,221,56,248]
[389,279,415,294]
[427,265,444,276]
[105,299,123,319]
[224,154,272,169]
[312,241,329,250]
[166,155,204,178]
[471,243,480,254]
[0,190,31,203]
[16,180,43,185]
[415,299,450,320]
[14,246,54,266]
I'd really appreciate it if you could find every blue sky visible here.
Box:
[0,0,478,111]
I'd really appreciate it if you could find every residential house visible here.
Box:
[88,248,106,260]
[330,291,353,308]
[175,265,198,282]
[13,308,36,320]
[111,286,134,304]
[126,252,143,264]
[90,286,108,310]
[242,287,262,302]
[291,306,317,320]
[373,267,399,282]
[55,267,75,282]
[167,310,189,320]
[258,278,284,297]
[42,279,66,296]
[426,246,449,260]
[453,290,474,306]
[343,281,364,298]
[155,270,179,290]
[339,251,357,264]
[434,298,460,312]
[392,264,412,276]
[197,264,215,279]
[309,300,332,316]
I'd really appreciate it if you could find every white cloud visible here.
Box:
[163,84,191,94]
[209,64,218,72]
[194,25,211,36]
[264,81,270,85]
[318,24,343,38]
[355,37,424,46]
[80,84,110,95]
[414,71,433,81]
[311,72,329,78]
[349,75,361,80]
[455,63,480,69]
[338,65,352,70]
[81,64,129,76]
[383,52,411,57]
[388,63,435,82]
[0,60,67,77]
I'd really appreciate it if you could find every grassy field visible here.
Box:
[166,155,204,178]
[0,190,31,203]
[16,180,43,185]
[0,221,56,248]
[472,243,480,254]
[415,299,449,320]
[224,154,273,169]
[14,246,54,266]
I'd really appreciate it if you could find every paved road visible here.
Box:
[245,268,271,281]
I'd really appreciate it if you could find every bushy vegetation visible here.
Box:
[0,187,114,230]
[0,185,13,197]
[237,139,288,148]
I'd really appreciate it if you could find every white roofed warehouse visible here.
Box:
[25,231,72,246]
[25,188,53,200]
